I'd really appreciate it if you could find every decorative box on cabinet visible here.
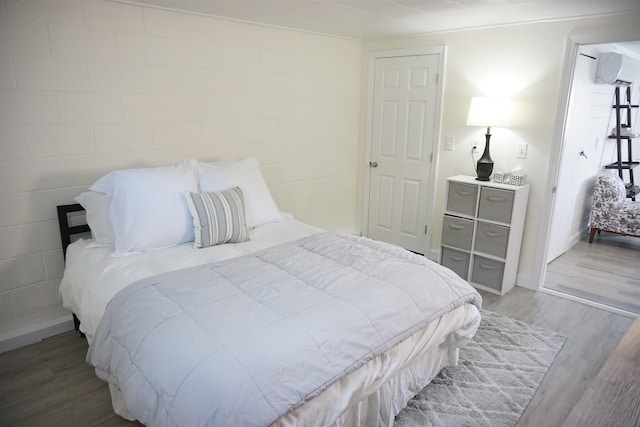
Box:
[440,175,529,295]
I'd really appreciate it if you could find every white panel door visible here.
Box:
[367,54,439,254]
[547,46,613,262]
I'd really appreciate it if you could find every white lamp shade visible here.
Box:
[466,96,513,128]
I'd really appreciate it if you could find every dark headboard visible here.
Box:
[57,203,90,259]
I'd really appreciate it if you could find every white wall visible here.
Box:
[362,12,640,288]
[0,0,362,351]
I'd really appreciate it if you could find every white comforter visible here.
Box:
[87,233,481,427]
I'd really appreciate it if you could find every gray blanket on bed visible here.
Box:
[88,232,481,427]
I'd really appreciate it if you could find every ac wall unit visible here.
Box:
[596,52,640,85]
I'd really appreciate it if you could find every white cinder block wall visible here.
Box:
[0,0,362,351]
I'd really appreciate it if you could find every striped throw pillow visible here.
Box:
[185,187,250,248]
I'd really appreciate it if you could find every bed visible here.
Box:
[58,157,482,426]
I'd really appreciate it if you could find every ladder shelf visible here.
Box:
[608,86,639,199]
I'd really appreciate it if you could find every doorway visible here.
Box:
[541,37,640,315]
[363,47,445,256]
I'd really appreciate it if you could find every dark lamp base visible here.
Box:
[475,132,494,182]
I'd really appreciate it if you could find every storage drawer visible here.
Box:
[478,187,514,223]
[441,215,474,250]
[441,247,470,280]
[471,255,505,292]
[474,222,509,258]
[446,182,478,216]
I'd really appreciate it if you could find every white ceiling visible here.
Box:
[114,0,640,40]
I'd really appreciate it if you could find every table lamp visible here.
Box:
[466,96,513,181]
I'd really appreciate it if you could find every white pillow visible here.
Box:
[197,157,281,229]
[74,191,115,247]
[185,187,250,248]
[90,159,198,255]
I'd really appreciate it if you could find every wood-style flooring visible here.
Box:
[545,232,640,314]
[0,287,634,427]
[0,330,138,427]
[564,315,640,426]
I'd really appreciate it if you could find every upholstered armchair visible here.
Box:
[589,174,640,243]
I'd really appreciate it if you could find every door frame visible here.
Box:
[362,46,446,259]
[532,26,640,292]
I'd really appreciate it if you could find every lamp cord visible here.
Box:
[471,145,478,173]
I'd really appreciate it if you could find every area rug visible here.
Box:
[396,310,566,427]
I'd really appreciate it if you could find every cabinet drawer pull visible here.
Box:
[448,223,468,230]
[450,256,465,262]
[455,190,471,196]
[479,263,499,270]
[487,196,505,202]
[484,231,501,237]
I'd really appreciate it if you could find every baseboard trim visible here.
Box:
[428,248,440,262]
[0,315,75,354]
[540,287,637,318]
[515,273,536,290]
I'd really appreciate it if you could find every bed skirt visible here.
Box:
[106,304,480,426]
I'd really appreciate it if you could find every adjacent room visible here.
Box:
[544,41,640,315]
[1,0,639,426]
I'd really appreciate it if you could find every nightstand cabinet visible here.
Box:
[440,175,529,295]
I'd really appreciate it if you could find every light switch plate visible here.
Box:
[444,135,455,151]
[516,143,528,159]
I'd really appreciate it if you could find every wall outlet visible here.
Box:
[516,142,528,159]
[444,135,455,151]
[472,140,479,153]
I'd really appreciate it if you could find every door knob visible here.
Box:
[369,161,378,168]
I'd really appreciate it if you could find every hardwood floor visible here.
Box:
[0,287,633,427]
[481,288,633,427]
[0,330,139,427]
[564,315,640,426]
[545,232,640,314]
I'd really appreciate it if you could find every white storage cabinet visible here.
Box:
[440,175,529,295]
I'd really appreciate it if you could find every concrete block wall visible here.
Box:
[0,0,362,351]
